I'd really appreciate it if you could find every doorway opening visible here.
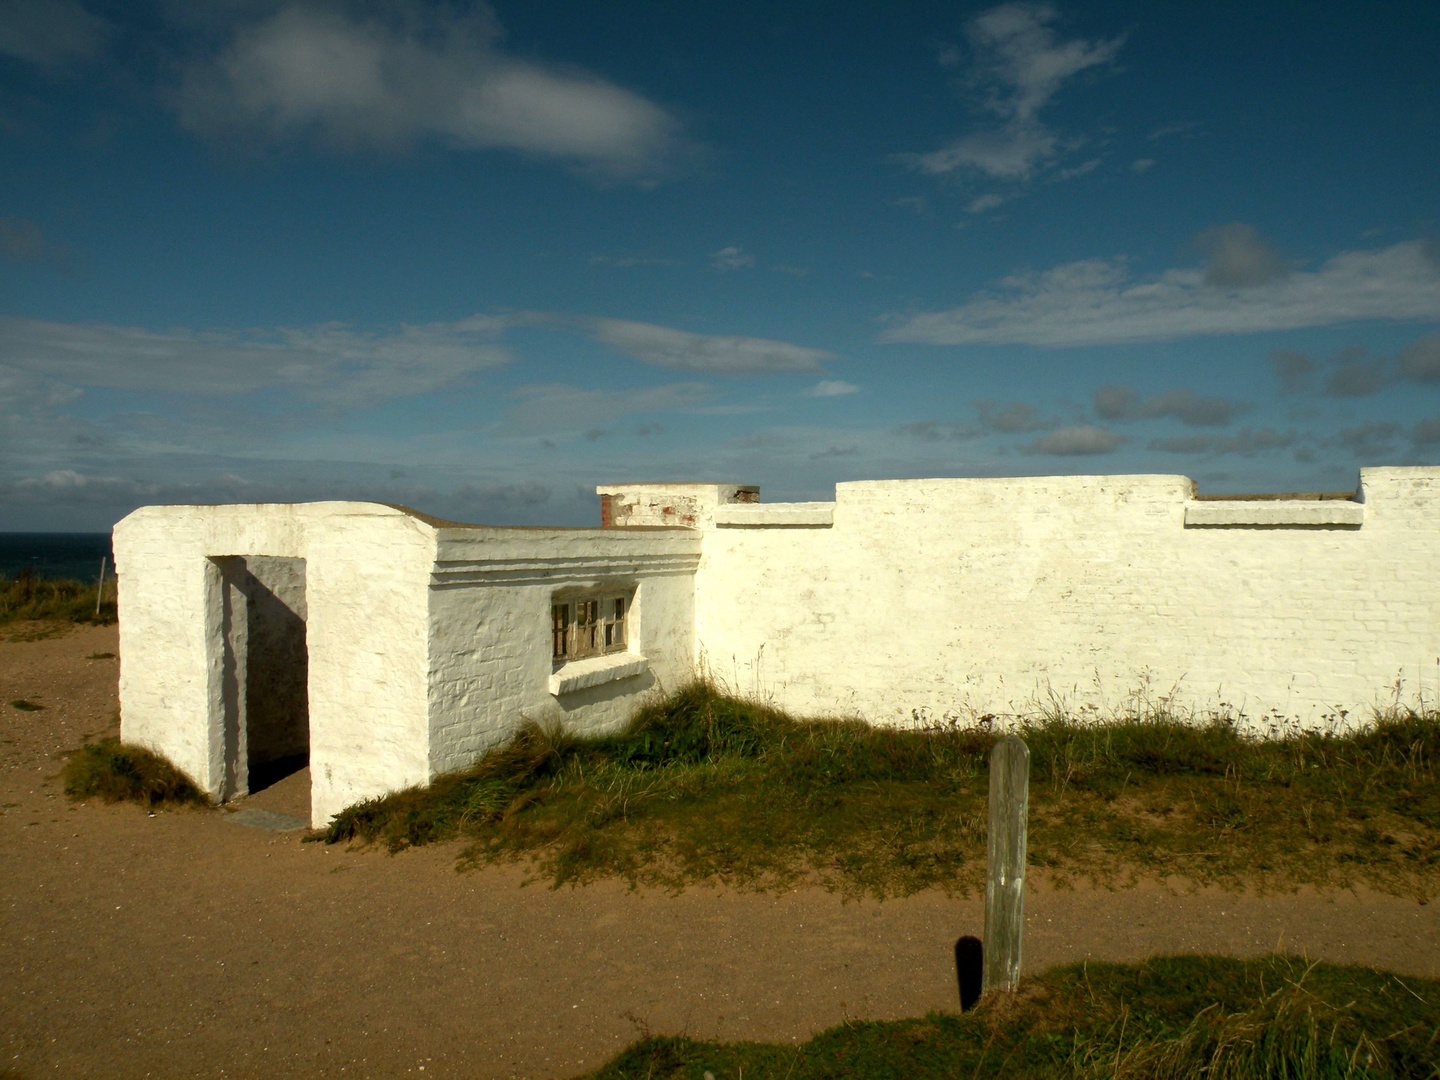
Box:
[210,556,309,806]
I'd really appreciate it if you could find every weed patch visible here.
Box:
[0,569,115,632]
[10,700,44,711]
[63,739,207,808]
[321,682,1440,899]
[579,954,1440,1079]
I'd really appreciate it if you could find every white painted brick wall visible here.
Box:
[689,467,1440,729]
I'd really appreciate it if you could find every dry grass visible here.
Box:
[0,570,115,639]
[583,954,1440,1079]
[320,681,1440,900]
[62,738,207,808]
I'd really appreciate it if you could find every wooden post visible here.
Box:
[983,734,1029,995]
[96,556,107,616]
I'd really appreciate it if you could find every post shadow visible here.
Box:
[955,935,983,1011]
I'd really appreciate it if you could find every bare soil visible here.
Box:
[2,626,1436,1080]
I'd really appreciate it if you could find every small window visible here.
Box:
[552,592,630,662]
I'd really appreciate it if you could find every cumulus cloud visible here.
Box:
[805,380,859,397]
[710,246,755,271]
[881,239,1440,346]
[975,399,1053,432]
[0,0,109,70]
[908,3,1123,181]
[0,218,73,269]
[1398,331,1440,383]
[1094,385,1240,426]
[1021,424,1123,455]
[1196,223,1289,288]
[1270,332,1440,397]
[1412,417,1440,445]
[1337,421,1401,459]
[175,2,682,179]
[0,313,517,408]
[505,381,714,432]
[587,318,831,375]
[1147,428,1294,457]
[1269,348,1314,392]
[895,420,976,442]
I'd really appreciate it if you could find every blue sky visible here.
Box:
[2,0,1438,530]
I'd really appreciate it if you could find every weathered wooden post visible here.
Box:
[983,735,1029,996]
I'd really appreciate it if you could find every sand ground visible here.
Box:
[2,625,1437,1080]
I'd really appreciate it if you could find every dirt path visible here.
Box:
[3,627,1437,1080]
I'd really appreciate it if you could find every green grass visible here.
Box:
[578,954,1439,1079]
[9,699,44,711]
[0,570,115,631]
[320,681,1440,899]
[63,738,207,808]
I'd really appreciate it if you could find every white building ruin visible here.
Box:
[113,466,1440,827]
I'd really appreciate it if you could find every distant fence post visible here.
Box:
[983,734,1029,996]
[96,556,107,616]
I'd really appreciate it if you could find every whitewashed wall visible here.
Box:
[671,468,1440,729]
[115,503,700,826]
[114,503,434,826]
[424,525,700,775]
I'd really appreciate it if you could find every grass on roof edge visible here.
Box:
[318,679,1440,900]
[577,953,1440,1080]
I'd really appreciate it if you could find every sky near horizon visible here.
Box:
[2,0,1438,530]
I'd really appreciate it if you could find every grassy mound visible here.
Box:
[582,954,1440,1079]
[321,681,1440,898]
[63,739,207,808]
[0,570,115,627]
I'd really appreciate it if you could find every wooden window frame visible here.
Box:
[551,591,629,664]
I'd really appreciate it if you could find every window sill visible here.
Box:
[1183,500,1364,527]
[549,652,649,696]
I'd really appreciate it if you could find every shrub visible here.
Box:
[64,739,207,807]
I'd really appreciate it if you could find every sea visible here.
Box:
[0,534,115,583]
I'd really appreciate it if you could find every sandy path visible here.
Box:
[3,627,1436,1080]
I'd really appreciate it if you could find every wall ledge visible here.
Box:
[549,652,649,696]
[713,502,835,527]
[1184,500,1364,527]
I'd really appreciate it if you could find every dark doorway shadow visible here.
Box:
[956,935,983,1011]
[247,752,308,794]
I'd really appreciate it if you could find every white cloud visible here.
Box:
[1094,385,1241,427]
[1021,424,1123,455]
[588,318,831,374]
[176,2,682,179]
[505,382,714,432]
[1196,222,1289,287]
[1130,158,1155,173]
[1399,331,1440,383]
[0,0,109,70]
[0,218,72,268]
[711,246,755,271]
[805,380,859,397]
[881,239,1440,347]
[0,313,516,407]
[908,3,1123,181]
[967,193,1008,213]
[1149,428,1294,457]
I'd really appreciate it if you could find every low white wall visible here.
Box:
[685,467,1440,728]
[424,525,701,773]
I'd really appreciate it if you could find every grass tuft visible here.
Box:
[0,569,116,629]
[63,739,207,808]
[579,955,1440,1079]
[320,680,1440,899]
[10,699,45,711]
